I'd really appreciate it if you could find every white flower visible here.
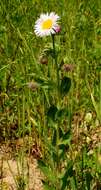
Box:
[34,12,60,37]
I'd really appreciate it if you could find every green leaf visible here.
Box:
[47,105,58,121]
[44,138,56,154]
[58,127,64,138]
[34,76,46,86]
[52,129,57,146]
[34,76,56,90]
[70,176,78,190]
[57,130,71,159]
[38,160,56,184]
[58,130,71,147]
[60,77,71,97]
[56,108,68,120]
[63,130,71,141]
[61,161,74,190]
[43,181,55,190]
[85,171,92,190]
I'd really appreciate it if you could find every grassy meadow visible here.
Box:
[0,0,101,189]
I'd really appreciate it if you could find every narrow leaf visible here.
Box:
[47,105,58,121]
[60,77,71,97]
[38,160,56,184]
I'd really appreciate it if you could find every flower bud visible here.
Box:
[28,82,39,92]
[55,25,61,33]
[39,56,48,65]
[62,64,75,72]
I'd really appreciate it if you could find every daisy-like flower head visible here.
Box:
[34,12,60,37]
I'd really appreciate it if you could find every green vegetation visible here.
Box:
[0,0,101,189]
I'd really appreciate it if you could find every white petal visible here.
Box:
[34,12,60,37]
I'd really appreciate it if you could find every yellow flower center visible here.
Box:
[42,19,53,30]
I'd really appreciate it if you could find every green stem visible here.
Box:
[52,34,60,104]
[100,71,101,121]
[81,146,84,189]
[52,34,60,190]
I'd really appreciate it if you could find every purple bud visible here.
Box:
[62,64,75,72]
[55,25,61,33]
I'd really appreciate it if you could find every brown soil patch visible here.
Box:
[0,145,43,190]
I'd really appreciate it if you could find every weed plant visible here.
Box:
[0,0,101,190]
